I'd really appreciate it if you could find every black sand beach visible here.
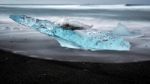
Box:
[1,5,150,84]
[0,49,150,84]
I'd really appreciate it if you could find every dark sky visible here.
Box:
[0,0,150,4]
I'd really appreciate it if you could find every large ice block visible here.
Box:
[10,15,131,51]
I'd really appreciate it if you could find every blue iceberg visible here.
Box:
[10,15,131,51]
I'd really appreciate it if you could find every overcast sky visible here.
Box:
[0,0,150,4]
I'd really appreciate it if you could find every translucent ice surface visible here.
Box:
[112,23,141,37]
[10,15,131,51]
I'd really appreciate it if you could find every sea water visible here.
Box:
[0,4,150,62]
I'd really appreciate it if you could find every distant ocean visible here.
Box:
[0,4,150,21]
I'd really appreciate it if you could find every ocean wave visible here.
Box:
[0,4,150,10]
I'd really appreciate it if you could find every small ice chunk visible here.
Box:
[112,23,132,36]
[112,23,142,37]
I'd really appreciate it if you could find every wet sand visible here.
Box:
[1,49,150,84]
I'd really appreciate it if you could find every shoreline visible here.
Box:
[0,49,150,83]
